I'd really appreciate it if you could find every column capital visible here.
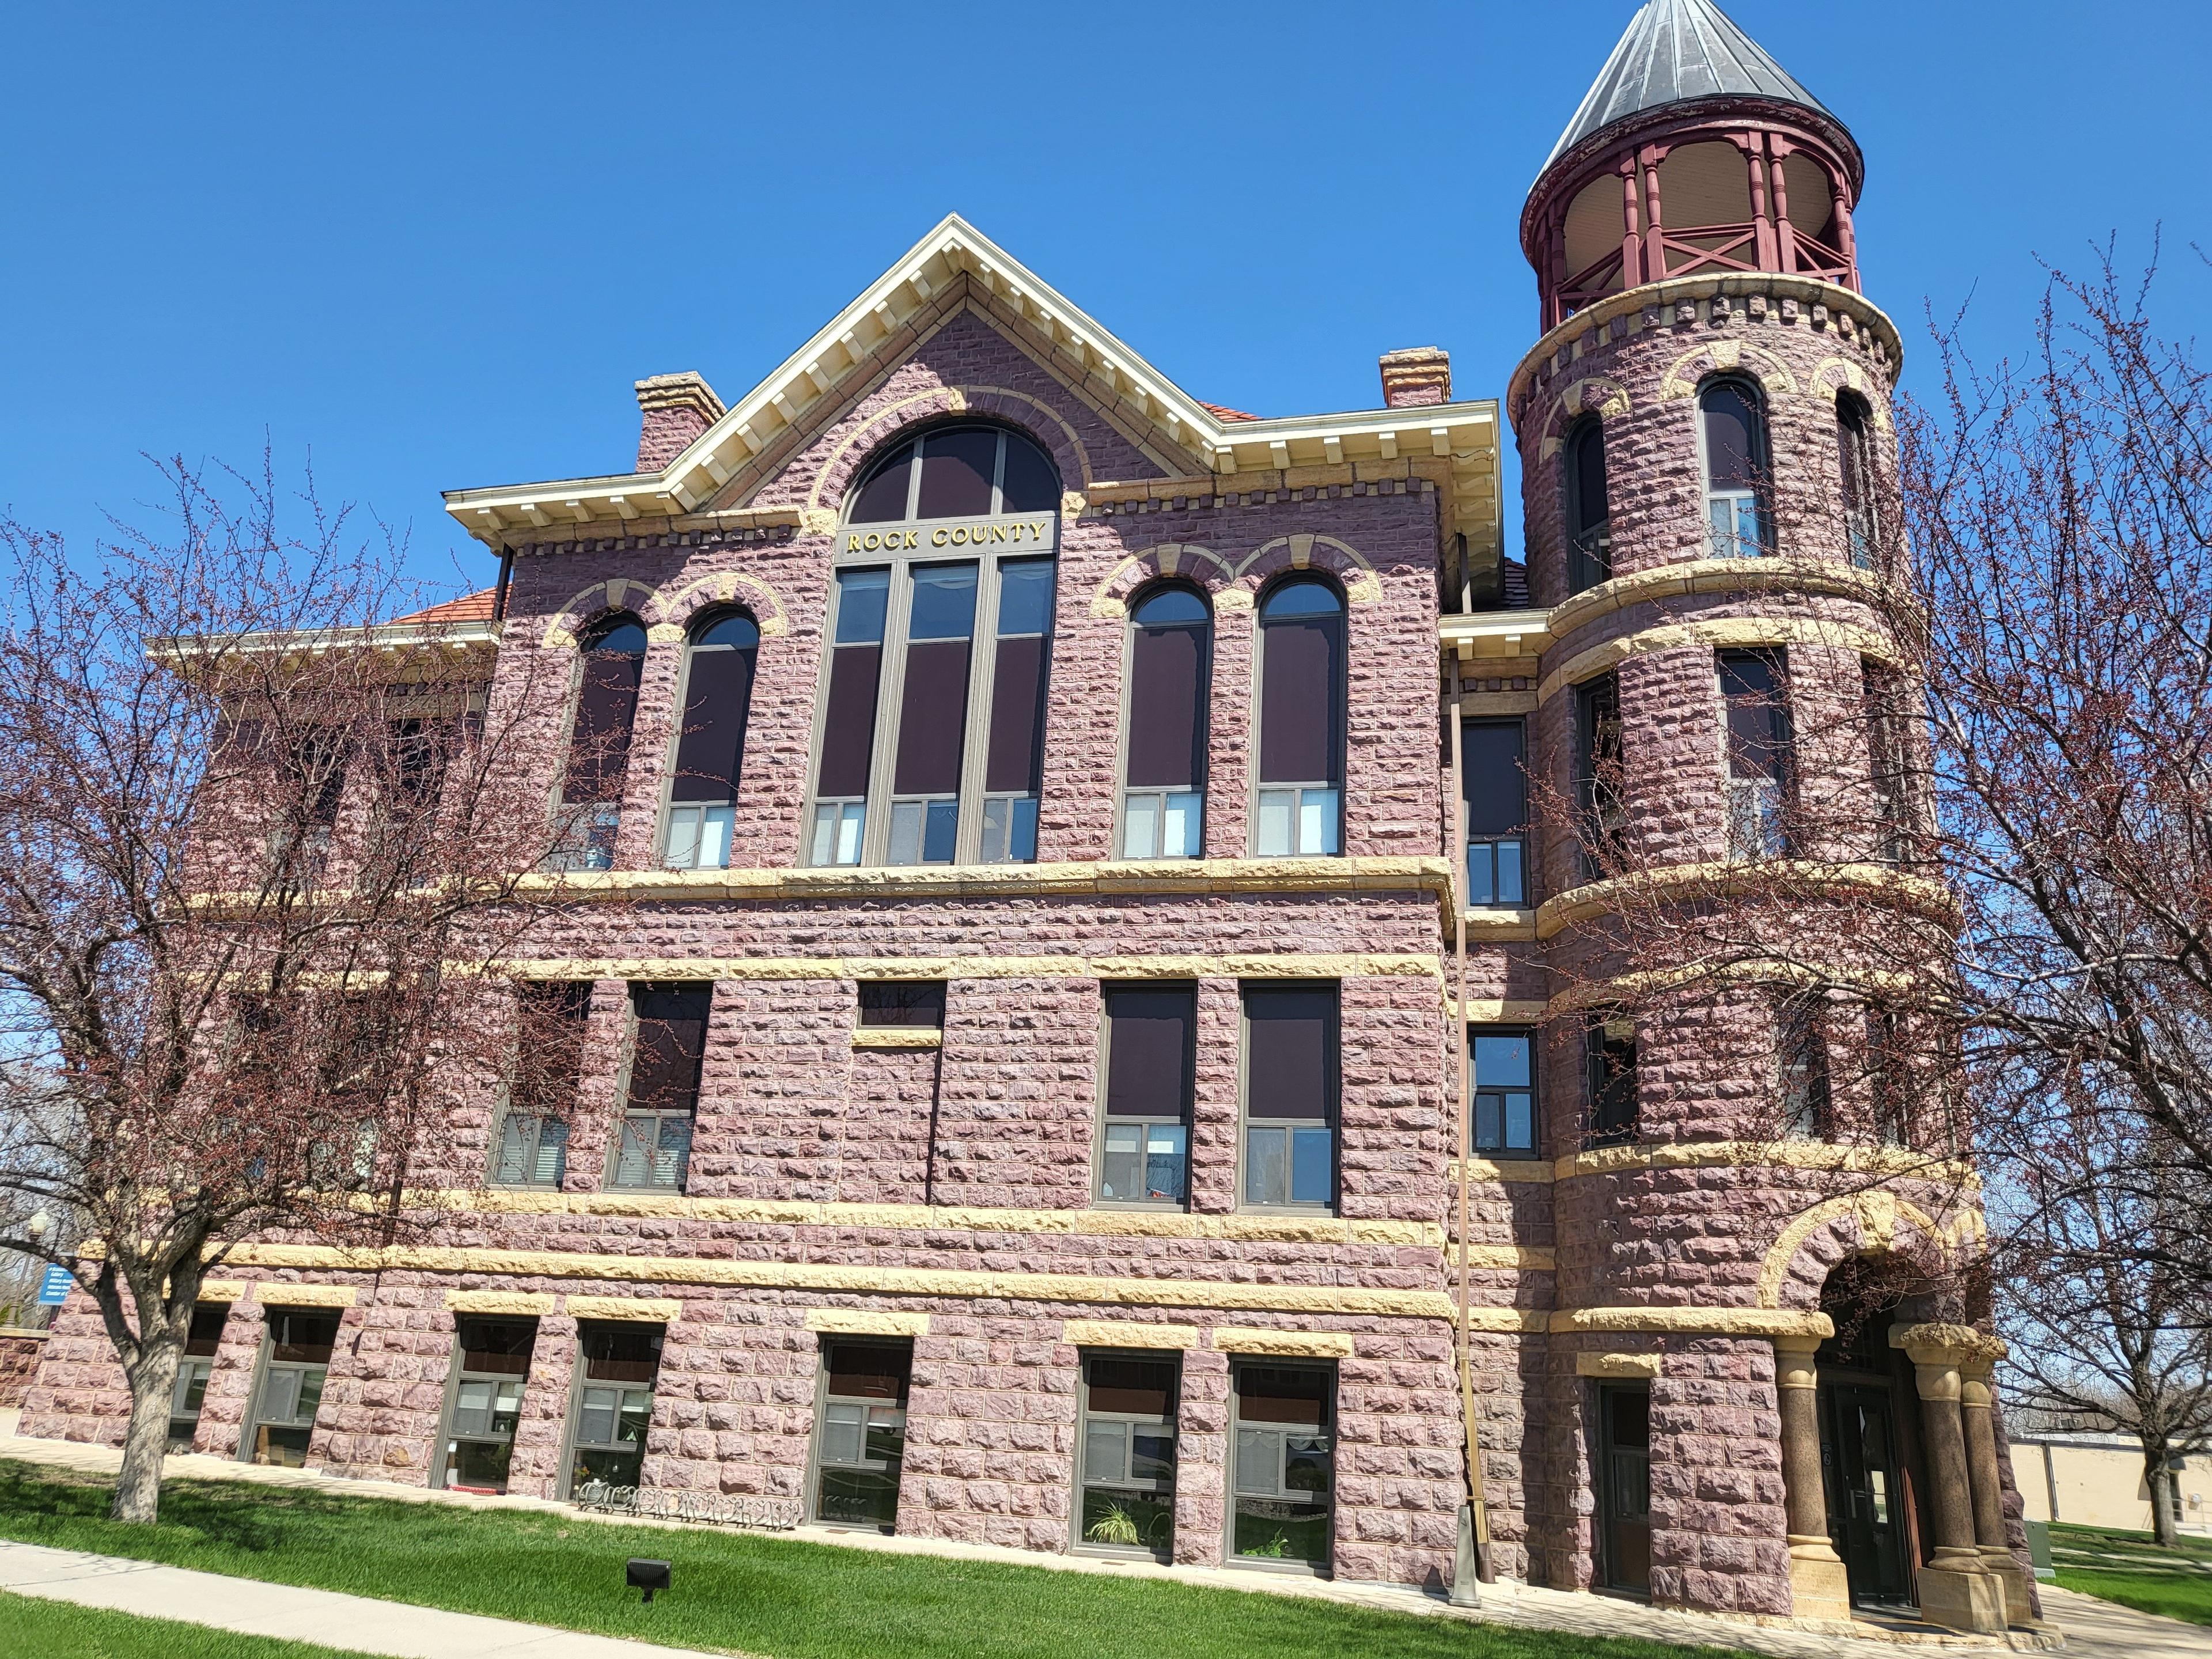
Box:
[1890,1321,1982,1368]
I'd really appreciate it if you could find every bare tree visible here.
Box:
[0,456,579,1524]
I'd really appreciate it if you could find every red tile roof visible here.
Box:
[393,589,498,625]
[1198,401,1259,422]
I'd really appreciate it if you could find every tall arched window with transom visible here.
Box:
[807,424,1060,866]
[552,613,647,870]
[661,609,759,869]
[1252,576,1346,857]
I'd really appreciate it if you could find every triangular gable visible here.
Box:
[444,214,1501,560]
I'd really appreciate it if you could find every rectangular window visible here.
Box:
[609,983,709,1192]
[1462,719,1528,907]
[808,540,1059,871]
[1241,984,1338,1212]
[1597,1382,1653,1593]
[1076,1352,1179,1559]
[1585,1013,1638,1147]
[1122,599,1209,859]
[811,1338,910,1531]
[1470,1028,1537,1157]
[491,981,590,1189]
[1869,1006,1908,1147]
[1575,673,1623,881]
[857,980,946,1028]
[1863,661,1908,863]
[437,1317,536,1494]
[1096,985,1195,1207]
[244,1308,339,1468]
[563,1321,662,1497]
[1720,650,1791,860]
[168,1303,228,1452]
[554,649,643,872]
[1254,593,1344,858]
[980,557,1054,862]
[1229,1363,1334,1571]
[1780,998,1832,1140]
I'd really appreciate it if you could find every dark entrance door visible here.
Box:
[1823,1382,1912,1608]
[1597,1384,1652,1594]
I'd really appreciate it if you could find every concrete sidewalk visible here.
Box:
[0,1539,744,1658]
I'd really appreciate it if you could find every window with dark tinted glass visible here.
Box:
[811,425,1060,868]
[1077,1353,1179,1559]
[1471,1028,1536,1157]
[609,983,709,1191]
[1462,719,1527,907]
[492,980,591,1189]
[857,981,946,1029]
[812,1339,910,1531]
[1122,585,1211,858]
[1702,378,1774,558]
[1230,1363,1334,1571]
[1565,417,1611,592]
[1780,997,1832,1140]
[663,611,759,869]
[1097,985,1194,1206]
[1838,392,1879,569]
[169,1303,228,1451]
[554,616,649,870]
[244,1308,339,1467]
[563,1321,662,1496]
[1255,579,1346,857]
[1575,673,1624,880]
[1863,660,1908,863]
[1719,650,1791,860]
[1585,1013,1638,1147]
[436,1317,536,1493]
[1241,984,1337,1210]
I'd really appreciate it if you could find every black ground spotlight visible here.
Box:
[627,1557,672,1604]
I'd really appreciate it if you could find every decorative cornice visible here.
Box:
[1541,557,1897,645]
[1536,615,1900,704]
[498,951,1443,986]
[1535,860,1959,940]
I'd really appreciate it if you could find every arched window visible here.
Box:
[1836,392,1878,570]
[809,424,1060,867]
[1700,378,1774,558]
[1120,584,1211,859]
[1253,577,1345,857]
[1564,417,1611,592]
[554,615,647,870]
[662,609,759,869]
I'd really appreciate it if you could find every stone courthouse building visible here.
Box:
[25,0,2039,1637]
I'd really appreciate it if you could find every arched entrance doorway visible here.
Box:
[1813,1258,1936,1613]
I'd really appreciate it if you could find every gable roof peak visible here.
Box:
[1542,0,1838,177]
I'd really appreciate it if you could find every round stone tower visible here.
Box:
[1501,1,2024,1635]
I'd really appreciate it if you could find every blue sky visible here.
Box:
[2,2,2205,602]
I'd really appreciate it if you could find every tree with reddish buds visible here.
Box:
[0,457,584,1525]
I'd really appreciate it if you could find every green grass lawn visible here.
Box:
[2051,1520,2212,1627]
[0,1460,1729,1659]
[0,1591,366,1658]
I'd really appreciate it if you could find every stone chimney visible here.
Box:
[1378,347,1452,410]
[634,372,726,472]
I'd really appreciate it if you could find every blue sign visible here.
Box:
[36,1266,72,1306]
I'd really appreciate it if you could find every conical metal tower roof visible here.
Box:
[1540,0,1839,175]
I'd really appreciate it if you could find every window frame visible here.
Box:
[1563,415,1612,593]
[604,981,711,1194]
[168,1302,229,1452]
[238,1306,340,1468]
[432,1315,539,1494]
[1092,982,1198,1212]
[1225,1359,1337,1576]
[1115,581,1213,861]
[556,1319,664,1500]
[1584,1011,1639,1149]
[657,608,762,870]
[1717,648,1794,861]
[1836,391,1880,570]
[1696,375,1777,559]
[1469,1024,1540,1159]
[487,980,592,1191]
[550,613,650,872]
[1574,672,1624,883]
[1249,575,1348,859]
[1237,981,1340,1215]
[805,1336,913,1533]
[1071,1348,1181,1562]
[1460,717,1529,909]
[804,423,1061,870]
[1779,995,1834,1141]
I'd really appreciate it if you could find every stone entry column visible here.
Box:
[1959,1339,2032,1624]
[1772,1334,1850,1620]
[1892,1324,2008,1634]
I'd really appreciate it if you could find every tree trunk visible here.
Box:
[111,1336,181,1525]
[2150,1458,2179,1548]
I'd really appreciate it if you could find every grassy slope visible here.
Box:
[0,1461,1728,1659]
[2050,1521,2212,1627]
[0,1592,368,1658]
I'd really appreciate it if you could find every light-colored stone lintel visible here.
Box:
[1555,1140,1980,1186]
[1211,1328,1356,1358]
[251,1283,357,1308]
[566,1296,682,1323]
[1535,859,1957,942]
[444,1290,555,1316]
[502,855,1453,908]
[850,1028,944,1048]
[1554,1307,1835,1340]
[492,952,1444,984]
[198,1280,249,1302]
[804,1308,931,1337]
[1575,1351,1664,1379]
[1059,1320,1199,1350]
